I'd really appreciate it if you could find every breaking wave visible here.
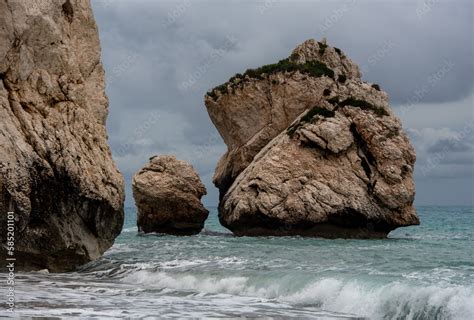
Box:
[120,270,474,319]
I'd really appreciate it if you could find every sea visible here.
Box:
[3,206,474,319]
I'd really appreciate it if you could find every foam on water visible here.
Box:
[116,268,473,319]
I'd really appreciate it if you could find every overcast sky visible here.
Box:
[91,0,473,207]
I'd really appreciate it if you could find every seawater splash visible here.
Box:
[6,206,474,319]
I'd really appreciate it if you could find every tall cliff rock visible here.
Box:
[0,0,124,271]
[205,39,419,238]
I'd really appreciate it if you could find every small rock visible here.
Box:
[132,155,209,235]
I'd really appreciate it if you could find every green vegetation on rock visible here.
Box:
[327,96,340,105]
[337,74,347,83]
[371,84,381,91]
[241,58,334,81]
[325,96,387,117]
[339,97,388,116]
[207,58,335,100]
[207,83,228,100]
[318,42,328,55]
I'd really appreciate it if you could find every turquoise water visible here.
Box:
[8,206,474,319]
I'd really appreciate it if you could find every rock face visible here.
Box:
[132,156,209,235]
[205,39,419,238]
[206,40,361,198]
[0,0,125,271]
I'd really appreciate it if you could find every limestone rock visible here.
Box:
[132,155,209,235]
[205,39,419,238]
[0,0,124,271]
[205,39,362,198]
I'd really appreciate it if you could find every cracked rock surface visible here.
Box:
[205,39,419,238]
[133,155,209,235]
[0,0,124,271]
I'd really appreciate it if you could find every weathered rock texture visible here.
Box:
[205,39,419,238]
[206,40,361,198]
[132,155,209,235]
[0,0,124,271]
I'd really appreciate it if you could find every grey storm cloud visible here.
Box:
[90,0,473,206]
[426,139,472,154]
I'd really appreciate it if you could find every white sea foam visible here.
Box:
[283,278,474,319]
[120,270,474,319]
[122,270,252,296]
[159,259,211,269]
[105,243,139,254]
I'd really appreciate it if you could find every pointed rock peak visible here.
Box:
[290,39,361,79]
[206,38,362,103]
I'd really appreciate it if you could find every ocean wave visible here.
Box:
[120,271,474,319]
[81,255,252,278]
[282,278,473,320]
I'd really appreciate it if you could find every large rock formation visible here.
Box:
[0,0,124,271]
[206,40,361,198]
[132,155,209,235]
[205,39,419,238]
